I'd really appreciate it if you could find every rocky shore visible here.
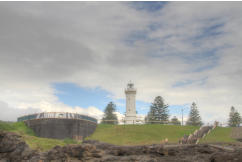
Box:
[1,131,242,162]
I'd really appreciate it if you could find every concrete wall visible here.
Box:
[24,118,97,140]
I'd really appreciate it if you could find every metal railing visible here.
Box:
[17,112,97,123]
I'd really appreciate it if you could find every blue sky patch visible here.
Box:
[172,80,194,88]
[124,30,149,46]
[130,1,167,12]
[200,23,224,39]
[189,22,225,42]
[172,77,208,88]
[52,83,112,111]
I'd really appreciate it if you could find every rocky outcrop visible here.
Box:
[0,131,38,161]
[1,131,242,162]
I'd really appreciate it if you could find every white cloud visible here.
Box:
[0,101,42,121]
[0,2,241,124]
[0,99,104,122]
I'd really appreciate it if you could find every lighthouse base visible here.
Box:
[124,115,136,124]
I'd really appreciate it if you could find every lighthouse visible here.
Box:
[124,82,136,124]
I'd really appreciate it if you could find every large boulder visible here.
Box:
[0,131,38,161]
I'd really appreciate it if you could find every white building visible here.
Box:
[124,82,137,124]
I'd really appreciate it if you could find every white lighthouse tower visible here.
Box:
[124,82,136,124]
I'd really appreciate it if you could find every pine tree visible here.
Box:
[228,106,241,127]
[228,106,236,127]
[233,112,241,127]
[186,102,202,126]
[146,106,156,124]
[147,96,169,124]
[101,102,118,124]
[171,116,181,125]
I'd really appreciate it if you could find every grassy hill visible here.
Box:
[2,121,239,151]
[0,120,35,135]
[199,127,236,143]
[0,121,80,152]
[86,124,199,145]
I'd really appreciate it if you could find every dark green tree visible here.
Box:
[170,116,181,125]
[186,102,203,126]
[228,106,241,127]
[101,102,118,124]
[147,96,169,124]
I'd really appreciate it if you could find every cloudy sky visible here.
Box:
[0,2,241,124]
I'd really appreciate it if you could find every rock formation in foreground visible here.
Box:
[1,131,242,162]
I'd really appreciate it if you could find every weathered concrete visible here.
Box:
[25,118,97,140]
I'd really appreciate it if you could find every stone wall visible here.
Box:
[24,118,97,140]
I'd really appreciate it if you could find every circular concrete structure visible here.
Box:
[17,112,97,140]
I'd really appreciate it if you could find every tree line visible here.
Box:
[145,96,203,126]
[101,96,241,127]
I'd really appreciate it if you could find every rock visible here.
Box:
[1,131,242,162]
[210,150,242,162]
[0,131,38,161]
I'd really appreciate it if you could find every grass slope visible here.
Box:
[199,127,236,143]
[0,120,35,135]
[86,124,199,145]
[0,121,81,152]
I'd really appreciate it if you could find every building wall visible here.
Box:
[24,118,97,140]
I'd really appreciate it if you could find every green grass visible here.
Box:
[2,121,237,151]
[0,121,81,152]
[22,136,81,152]
[199,127,236,143]
[86,124,198,145]
[0,120,35,136]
